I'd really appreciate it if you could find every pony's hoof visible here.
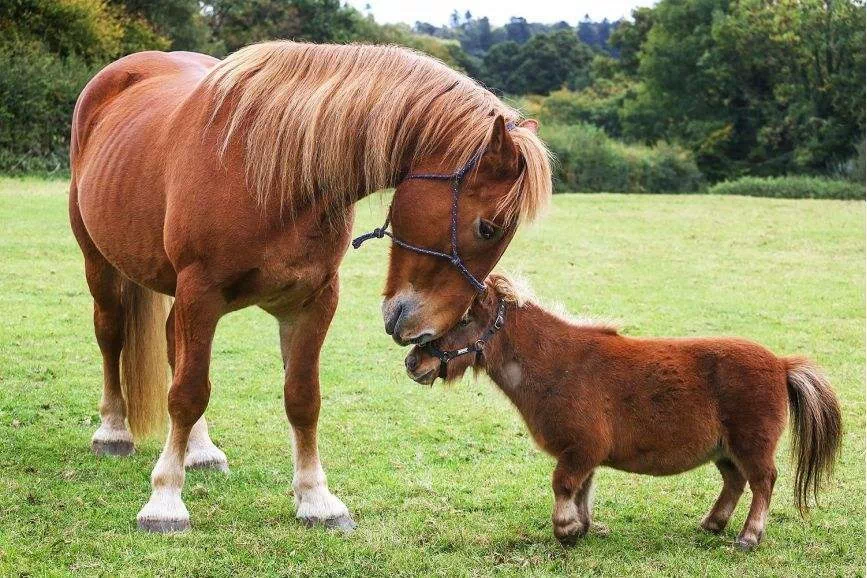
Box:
[301,514,357,534]
[734,537,758,552]
[92,439,135,457]
[137,517,191,533]
[554,521,587,547]
[700,518,726,534]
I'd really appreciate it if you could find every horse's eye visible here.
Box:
[458,316,472,327]
[475,218,500,241]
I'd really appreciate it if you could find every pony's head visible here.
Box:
[381,117,549,345]
[403,273,526,384]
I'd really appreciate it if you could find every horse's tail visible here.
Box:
[784,356,842,515]
[120,279,171,440]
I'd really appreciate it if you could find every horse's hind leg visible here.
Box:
[269,277,354,532]
[137,265,222,532]
[734,459,777,551]
[700,458,746,534]
[70,188,134,456]
[164,304,229,472]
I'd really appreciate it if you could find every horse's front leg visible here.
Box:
[137,266,223,532]
[552,447,602,546]
[164,304,229,472]
[273,277,355,532]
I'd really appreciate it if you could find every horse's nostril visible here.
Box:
[384,302,404,335]
[405,353,419,372]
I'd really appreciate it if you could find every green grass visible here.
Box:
[0,176,863,577]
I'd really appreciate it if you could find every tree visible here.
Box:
[609,8,654,75]
[621,0,866,179]
[505,17,530,44]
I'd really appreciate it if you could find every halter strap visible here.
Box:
[351,121,517,293]
[423,298,507,378]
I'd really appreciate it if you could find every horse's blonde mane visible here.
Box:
[487,273,620,334]
[202,41,551,222]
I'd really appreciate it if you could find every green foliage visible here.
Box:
[707,176,864,200]
[481,30,594,95]
[0,41,99,173]
[620,0,866,181]
[538,82,634,137]
[542,123,704,194]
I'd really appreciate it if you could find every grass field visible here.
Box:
[0,177,864,576]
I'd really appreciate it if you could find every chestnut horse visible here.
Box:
[69,42,551,532]
[405,274,842,550]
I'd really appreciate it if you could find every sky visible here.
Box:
[346,0,657,27]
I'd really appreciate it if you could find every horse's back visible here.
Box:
[71,51,219,294]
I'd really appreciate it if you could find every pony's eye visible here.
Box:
[458,316,472,327]
[475,218,501,241]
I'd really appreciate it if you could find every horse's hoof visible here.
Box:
[734,537,758,552]
[137,517,191,533]
[92,439,135,457]
[556,532,580,547]
[185,458,229,474]
[301,514,357,534]
[700,518,726,534]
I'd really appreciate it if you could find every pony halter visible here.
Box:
[423,298,508,379]
[351,122,517,293]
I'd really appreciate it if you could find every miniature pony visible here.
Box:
[404,274,841,550]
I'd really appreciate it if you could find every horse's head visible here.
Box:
[378,116,547,345]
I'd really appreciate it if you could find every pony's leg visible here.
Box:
[700,459,746,533]
[137,267,222,532]
[164,305,229,472]
[734,462,777,551]
[552,448,599,546]
[573,470,607,534]
[85,255,134,456]
[273,278,354,532]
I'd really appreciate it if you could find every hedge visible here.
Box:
[707,176,864,200]
[541,123,705,194]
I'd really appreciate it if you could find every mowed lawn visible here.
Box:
[0,176,863,577]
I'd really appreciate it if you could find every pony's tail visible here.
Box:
[120,279,171,440]
[784,356,842,515]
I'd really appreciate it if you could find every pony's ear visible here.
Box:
[519,119,539,134]
[484,115,519,173]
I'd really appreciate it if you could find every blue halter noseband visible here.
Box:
[351,122,517,293]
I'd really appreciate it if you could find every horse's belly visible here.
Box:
[76,115,177,294]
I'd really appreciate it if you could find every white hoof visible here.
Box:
[136,489,191,533]
[185,444,229,473]
[296,487,354,532]
[91,424,135,456]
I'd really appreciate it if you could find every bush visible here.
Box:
[707,176,865,200]
[0,41,99,174]
[539,85,630,138]
[541,123,705,194]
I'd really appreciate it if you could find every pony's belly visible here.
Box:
[606,438,723,476]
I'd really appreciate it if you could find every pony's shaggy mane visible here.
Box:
[203,41,552,222]
[487,273,620,334]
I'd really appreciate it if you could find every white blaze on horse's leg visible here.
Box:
[184,416,229,472]
[292,427,349,523]
[136,425,191,532]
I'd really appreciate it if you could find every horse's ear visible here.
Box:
[519,119,539,134]
[484,115,519,172]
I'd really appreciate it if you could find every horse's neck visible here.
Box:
[484,304,595,410]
